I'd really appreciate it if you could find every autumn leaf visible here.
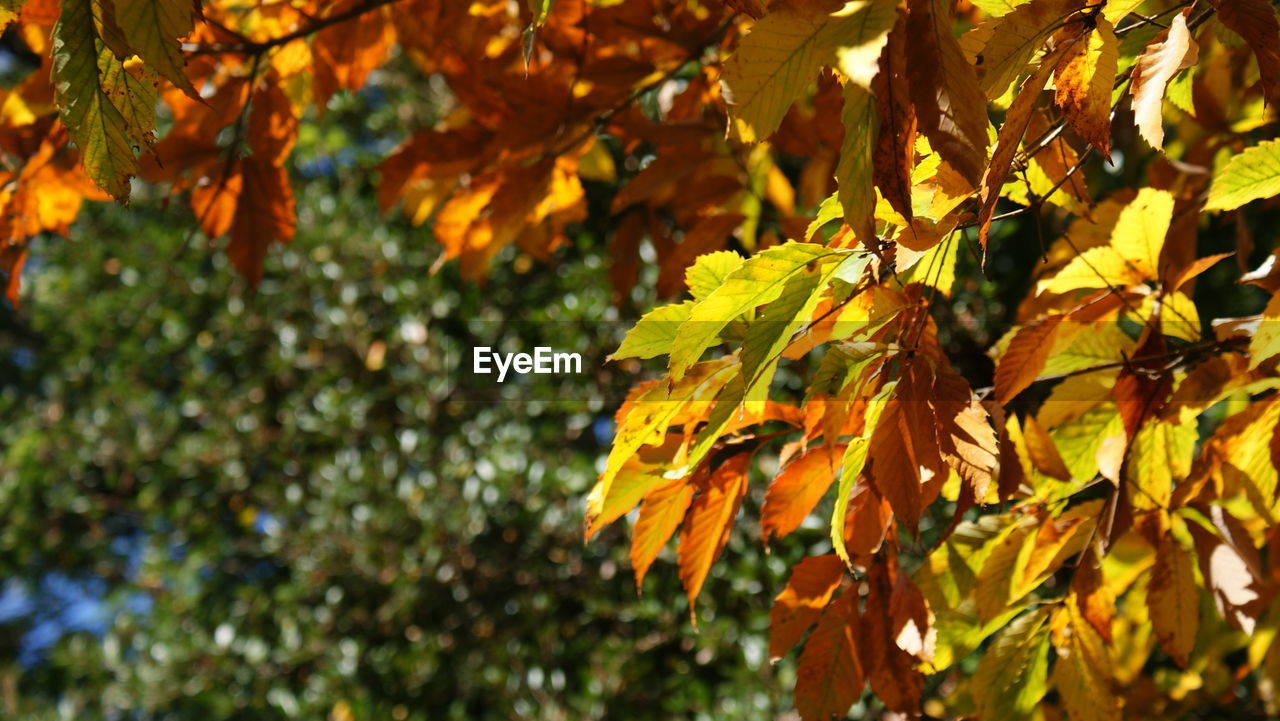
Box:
[722,0,896,143]
[52,0,151,200]
[871,12,914,223]
[761,443,844,543]
[995,316,1062,403]
[971,608,1051,720]
[793,591,863,721]
[1130,9,1198,151]
[1054,16,1118,156]
[770,553,845,660]
[1146,515,1199,667]
[905,0,989,187]
[312,0,395,108]
[961,0,1085,99]
[678,453,751,608]
[977,40,1074,251]
[114,0,200,100]
[1214,0,1280,106]
[630,476,697,588]
[668,242,846,381]
[836,82,878,244]
[1051,595,1121,721]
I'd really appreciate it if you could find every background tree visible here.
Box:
[2,0,1280,719]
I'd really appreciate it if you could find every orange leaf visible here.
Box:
[630,476,696,589]
[229,158,296,286]
[995,316,1063,404]
[312,0,395,108]
[761,443,846,543]
[1053,17,1118,157]
[678,453,750,610]
[769,554,845,661]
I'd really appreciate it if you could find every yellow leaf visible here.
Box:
[723,0,897,143]
[611,301,694,361]
[1051,595,1121,721]
[589,360,737,521]
[52,0,152,200]
[836,82,877,244]
[1126,418,1196,511]
[1110,187,1173,280]
[1250,291,1280,370]
[1147,516,1200,667]
[1160,291,1201,343]
[960,0,1085,99]
[669,242,847,380]
[1054,16,1118,156]
[971,608,1051,720]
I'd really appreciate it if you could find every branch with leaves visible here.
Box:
[4,0,1280,718]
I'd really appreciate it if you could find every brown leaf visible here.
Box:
[871,12,915,223]
[770,554,846,661]
[994,315,1063,403]
[1130,9,1198,151]
[860,556,924,713]
[977,41,1074,253]
[904,0,989,187]
[794,591,864,721]
[1215,0,1280,106]
[312,0,395,108]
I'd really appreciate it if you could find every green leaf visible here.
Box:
[685,250,745,301]
[611,301,694,361]
[669,242,847,381]
[739,254,858,408]
[831,381,894,566]
[99,49,159,149]
[114,0,202,100]
[1206,139,1280,211]
[53,0,151,200]
[836,83,877,245]
[971,608,1052,720]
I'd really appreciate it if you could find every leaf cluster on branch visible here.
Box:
[3,0,1280,718]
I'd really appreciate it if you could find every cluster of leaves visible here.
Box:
[4,0,1280,718]
[582,1,1280,720]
